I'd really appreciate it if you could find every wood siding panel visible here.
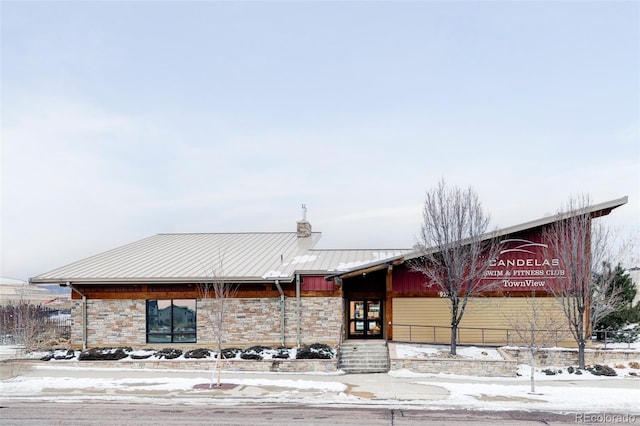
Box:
[392,297,574,346]
[301,276,335,291]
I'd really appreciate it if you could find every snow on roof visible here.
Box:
[29,197,627,285]
[30,232,411,284]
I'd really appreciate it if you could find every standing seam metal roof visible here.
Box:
[31,232,411,284]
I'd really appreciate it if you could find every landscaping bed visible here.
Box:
[30,343,336,362]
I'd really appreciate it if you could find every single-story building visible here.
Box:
[30,197,628,350]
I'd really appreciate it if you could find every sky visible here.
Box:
[1,1,639,281]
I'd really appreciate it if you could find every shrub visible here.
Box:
[221,348,242,359]
[53,349,76,360]
[130,349,156,360]
[240,346,270,360]
[184,348,213,359]
[296,343,334,359]
[78,347,131,361]
[587,364,617,377]
[629,361,640,369]
[273,347,290,359]
[154,348,183,360]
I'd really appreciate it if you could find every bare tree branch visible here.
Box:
[409,180,500,355]
[541,195,625,368]
[197,259,238,388]
[504,291,570,393]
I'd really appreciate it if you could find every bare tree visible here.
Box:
[504,291,569,394]
[541,195,624,368]
[198,262,238,388]
[410,180,500,355]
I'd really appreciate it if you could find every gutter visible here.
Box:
[296,274,301,347]
[274,280,285,347]
[66,282,87,351]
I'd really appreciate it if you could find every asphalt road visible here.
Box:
[1,402,582,425]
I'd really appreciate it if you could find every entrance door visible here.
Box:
[348,299,383,339]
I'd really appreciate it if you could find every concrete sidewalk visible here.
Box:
[2,360,640,415]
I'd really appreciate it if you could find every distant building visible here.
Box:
[0,277,68,305]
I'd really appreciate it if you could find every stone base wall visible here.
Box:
[42,359,338,373]
[390,358,518,377]
[71,296,343,349]
[501,348,640,366]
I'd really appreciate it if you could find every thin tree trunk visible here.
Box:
[529,349,536,394]
[578,341,586,369]
[450,324,457,356]
[216,350,222,387]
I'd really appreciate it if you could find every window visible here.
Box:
[146,299,196,343]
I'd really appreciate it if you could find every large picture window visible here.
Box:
[146,299,196,343]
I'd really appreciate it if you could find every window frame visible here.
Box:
[146,299,197,344]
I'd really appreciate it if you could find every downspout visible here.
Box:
[274,280,285,347]
[68,282,87,351]
[296,274,301,347]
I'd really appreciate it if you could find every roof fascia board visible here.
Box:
[30,277,295,285]
[328,196,628,279]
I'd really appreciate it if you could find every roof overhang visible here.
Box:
[325,196,628,280]
[30,276,296,286]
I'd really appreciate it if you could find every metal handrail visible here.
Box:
[390,323,573,347]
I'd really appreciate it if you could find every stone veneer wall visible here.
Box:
[199,296,343,347]
[198,298,281,346]
[71,296,343,348]
[287,297,343,346]
[47,359,338,373]
[390,358,518,377]
[71,299,146,347]
[501,348,640,366]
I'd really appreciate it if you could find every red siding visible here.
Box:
[392,227,561,294]
[392,267,431,292]
[301,276,335,291]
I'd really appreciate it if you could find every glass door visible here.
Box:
[348,299,383,339]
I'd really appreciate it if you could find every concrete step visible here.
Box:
[338,341,390,373]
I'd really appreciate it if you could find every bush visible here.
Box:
[154,348,183,360]
[296,343,334,359]
[240,346,269,360]
[54,349,76,360]
[184,348,213,359]
[587,364,617,377]
[130,349,156,360]
[221,348,242,359]
[273,347,291,359]
[78,347,131,361]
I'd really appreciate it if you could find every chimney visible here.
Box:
[297,204,312,238]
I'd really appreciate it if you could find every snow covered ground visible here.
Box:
[2,343,639,414]
[394,343,505,360]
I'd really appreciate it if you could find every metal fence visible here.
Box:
[0,304,71,346]
[592,329,638,349]
[391,323,572,347]
[392,323,639,348]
